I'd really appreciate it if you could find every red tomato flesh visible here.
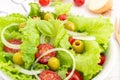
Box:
[40,70,61,80]
[35,43,56,64]
[69,37,75,45]
[98,54,106,65]
[4,39,22,53]
[73,0,85,6]
[66,70,83,80]
[57,14,67,21]
[39,0,50,6]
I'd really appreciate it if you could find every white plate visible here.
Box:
[0,0,120,80]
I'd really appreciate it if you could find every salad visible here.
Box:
[0,2,113,80]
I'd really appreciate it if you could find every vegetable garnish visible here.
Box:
[31,48,76,80]
[67,30,96,40]
[4,39,22,53]
[1,23,21,49]
[15,65,43,75]
[72,36,96,40]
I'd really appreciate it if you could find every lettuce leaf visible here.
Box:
[0,61,36,80]
[20,18,40,69]
[57,34,73,67]
[57,65,69,79]
[54,3,72,16]
[0,13,35,80]
[28,3,40,17]
[68,15,113,49]
[48,19,66,47]
[36,20,55,36]
[75,41,102,80]
[0,13,26,51]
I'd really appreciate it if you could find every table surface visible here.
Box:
[0,0,120,80]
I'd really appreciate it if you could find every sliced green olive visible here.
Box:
[64,21,75,31]
[44,13,54,20]
[72,40,84,53]
[48,57,60,70]
[13,52,23,65]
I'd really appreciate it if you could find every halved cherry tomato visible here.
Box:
[98,54,106,65]
[39,70,61,80]
[39,0,50,6]
[69,37,75,45]
[73,0,85,6]
[66,70,83,80]
[35,43,56,64]
[4,39,22,53]
[57,14,67,21]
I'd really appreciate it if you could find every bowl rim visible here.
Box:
[92,34,120,80]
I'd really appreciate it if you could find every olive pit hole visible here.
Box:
[75,41,80,46]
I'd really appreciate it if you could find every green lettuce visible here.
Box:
[0,61,36,80]
[48,19,66,47]
[75,41,102,80]
[19,18,40,69]
[57,34,73,67]
[36,20,55,36]
[57,65,69,79]
[54,3,72,16]
[28,3,47,19]
[68,15,113,49]
[28,3,40,17]
[0,13,26,51]
[0,13,36,80]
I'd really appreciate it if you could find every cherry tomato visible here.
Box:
[66,70,83,80]
[69,37,75,45]
[35,44,56,64]
[39,0,50,6]
[57,14,67,21]
[4,39,22,53]
[98,54,106,65]
[73,0,85,6]
[40,70,61,80]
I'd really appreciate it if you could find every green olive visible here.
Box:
[48,57,60,70]
[13,52,23,65]
[72,40,84,53]
[64,21,75,31]
[18,22,26,29]
[44,13,54,20]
